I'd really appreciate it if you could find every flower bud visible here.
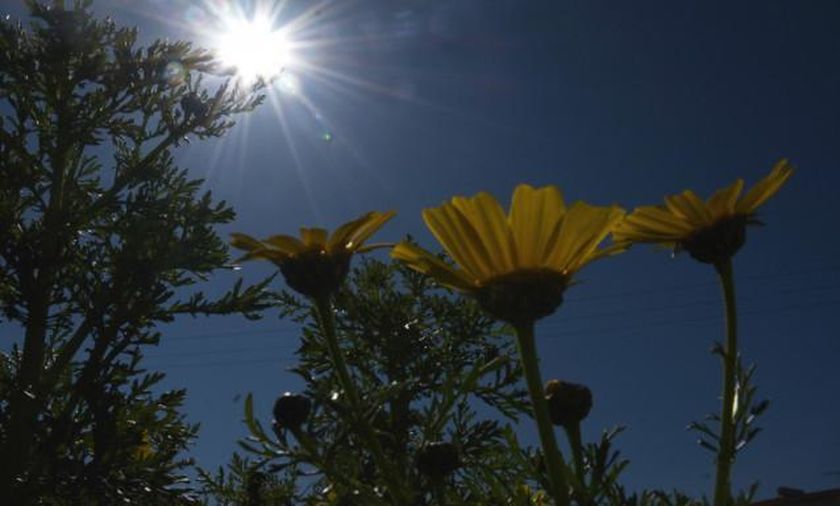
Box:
[545,380,592,427]
[416,441,461,480]
[272,392,311,431]
[681,215,748,266]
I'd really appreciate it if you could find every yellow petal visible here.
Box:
[706,179,744,219]
[246,249,291,265]
[613,206,693,243]
[508,184,565,268]
[548,202,625,273]
[263,234,306,255]
[423,204,492,280]
[230,233,265,252]
[580,241,627,265]
[391,241,475,291]
[451,192,516,274]
[344,210,396,250]
[664,191,712,227]
[327,213,372,252]
[735,159,794,214]
[300,228,328,249]
[567,204,626,272]
[355,242,395,253]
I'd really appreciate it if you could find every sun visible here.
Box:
[216,14,292,84]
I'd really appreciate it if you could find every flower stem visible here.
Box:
[292,427,387,506]
[313,296,409,503]
[564,422,587,493]
[515,322,570,506]
[713,259,738,506]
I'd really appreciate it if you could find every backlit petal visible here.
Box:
[246,249,291,265]
[263,234,307,255]
[423,205,491,280]
[735,159,794,214]
[327,214,370,251]
[391,241,475,291]
[230,233,266,253]
[300,228,328,248]
[665,191,712,227]
[548,202,625,273]
[706,179,744,218]
[343,211,396,251]
[580,241,627,265]
[451,192,515,273]
[508,185,565,268]
[612,206,693,243]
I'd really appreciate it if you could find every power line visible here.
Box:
[155,264,840,344]
[80,263,839,367]
[144,344,298,360]
[565,262,840,303]
[145,279,838,361]
[154,357,292,370]
[541,297,840,338]
[148,296,840,370]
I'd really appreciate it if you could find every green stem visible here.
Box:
[565,423,587,494]
[712,259,738,506]
[314,296,362,408]
[313,296,409,504]
[432,478,448,506]
[515,322,570,506]
[292,428,387,506]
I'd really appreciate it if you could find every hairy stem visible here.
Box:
[515,322,570,506]
[565,422,587,497]
[713,259,738,506]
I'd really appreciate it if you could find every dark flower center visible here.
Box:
[680,215,748,266]
[279,249,351,299]
[475,269,569,326]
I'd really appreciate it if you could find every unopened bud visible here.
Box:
[416,441,461,480]
[545,380,592,427]
[272,392,311,431]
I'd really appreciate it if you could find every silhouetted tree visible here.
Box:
[0,1,271,503]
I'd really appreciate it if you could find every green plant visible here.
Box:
[0,1,271,502]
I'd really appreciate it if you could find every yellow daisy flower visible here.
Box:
[231,210,395,298]
[392,185,625,325]
[613,159,793,265]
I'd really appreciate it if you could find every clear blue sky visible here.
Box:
[8,0,840,499]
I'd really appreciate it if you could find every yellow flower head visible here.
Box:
[231,210,395,298]
[392,185,625,325]
[613,160,793,265]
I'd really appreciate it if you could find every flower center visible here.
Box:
[475,269,569,326]
[681,215,748,266]
[279,249,351,299]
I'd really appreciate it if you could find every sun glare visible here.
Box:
[217,15,291,84]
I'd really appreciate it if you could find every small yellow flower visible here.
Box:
[231,211,395,298]
[613,160,793,265]
[392,185,625,325]
[134,431,154,461]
